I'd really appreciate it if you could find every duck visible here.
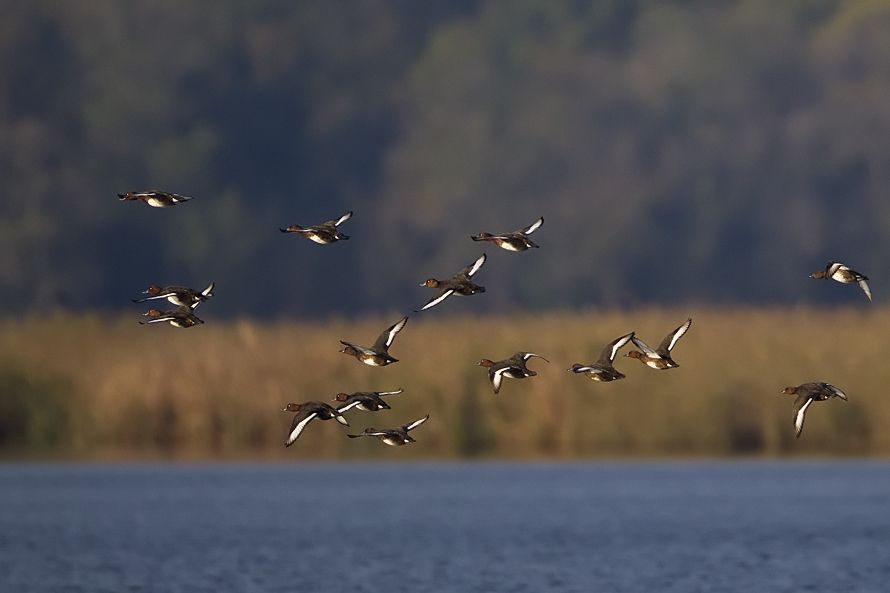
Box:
[810,261,872,301]
[477,352,549,394]
[280,211,352,244]
[417,254,486,311]
[471,216,543,251]
[347,415,430,446]
[333,389,404,413]
[282,401,350,446]
[340,316,409,366]
[569,332,635,382]
[132,282,215,309]
[781,382,848,438]
[624,318,692,370]
[139,306,204,328]
[118,191,192,208]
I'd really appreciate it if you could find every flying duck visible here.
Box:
[282,401,349,446]
[417,254,486,311]
[339,316,409,366]
[132,282,215,309]
[333,389,404,413]
[569,332,635,382]
[139,306,204,328]
[471,216,543,251]
[625,318,692,370]
[280,211,352,244]
[809,262,872,301]
[477,352,549,394]
[781,382,848,438]
[118,191,192,208]
[347,415,430,446]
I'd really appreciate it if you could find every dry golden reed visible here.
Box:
[0,307,887,460]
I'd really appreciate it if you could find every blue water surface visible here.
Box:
[0,461,888,593]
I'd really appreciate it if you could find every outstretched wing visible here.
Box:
[826,262,844,275]
[377,389,404,396]
[822,383,848,401]
[327,211,353,227]
[792,396,814,438]
[373,316,409,350]
[858,279,872,301]
[418,289,455,311]
[403,415,430,432]
[657,318,692,354]
[520,216,544,235]
[519,352,549,363]
[286,412,317,446]
[460,254,487,278]
[630,336,660,358]
[598,332,635,363]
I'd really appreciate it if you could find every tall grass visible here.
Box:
[0,307,887,460]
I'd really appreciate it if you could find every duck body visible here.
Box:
[478,352,549,393]
[782,382,848,438]
[133,282,215,309]
[418,254,487,311]
[569,332,634,382]
[118,191,192,208]
[280,211,352,244]
[339,316,408,367]
[347,415,429,446]
[810,262,872,301]
[139,306,204,328]
[471,217,543,252]
[283,401,350,446]
[625,318,692,370]
[333,389,403,413]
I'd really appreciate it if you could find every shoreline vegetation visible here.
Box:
[1,307,888,461]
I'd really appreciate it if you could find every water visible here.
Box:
[0,462,888,593]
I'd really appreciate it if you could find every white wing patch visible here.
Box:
[405,415,430,431]
[794,398,813,437]
[666,318,693,352]
[608,333,635,362]
[378,389,404,396]
[420,289,455,311]
[337,401,363,413]
[467,254,487,277]
[491,367,511,393]
[522,216,544,235]
[286,412,317,446]
[382,317,408,347]
[334,211,353,226]
[859,279,872,301]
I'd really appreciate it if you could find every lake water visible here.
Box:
[0,461,888,592]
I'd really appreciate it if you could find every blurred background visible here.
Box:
[2,0,890,459]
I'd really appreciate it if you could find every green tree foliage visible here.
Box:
[1,0,888,314]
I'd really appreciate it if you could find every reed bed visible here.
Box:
[0,307,887,460]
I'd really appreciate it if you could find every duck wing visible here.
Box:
[323,211,353,227]
[858,278,872,301]
[418,289,455,311]
[792,396,814,438]
[286,411,318,446]
[630,336,660,358]
[372,316,409,351]
[458,254,487,279]
[656,318,692,355]
[403,415,430,432]
[519,216,544,235]
[597,332,635,363]
[820,383,848,401]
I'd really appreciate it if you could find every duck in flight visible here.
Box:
[347,415,430,446]
[132,282,215,310]
[280,211,352,244]
[139,306,204,328]
[477,352,549,394]
[282,401,349,446]
[339,316,409,366]
[569,332,635,382]
[417,254,487,312]
[118,191,192,208]
[809,261,872,301]
[333,389,404,413]
[624,318,692,370]
[471,217,543,252]
[781,382,848,438]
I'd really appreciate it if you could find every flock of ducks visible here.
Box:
[121,190,873,445]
